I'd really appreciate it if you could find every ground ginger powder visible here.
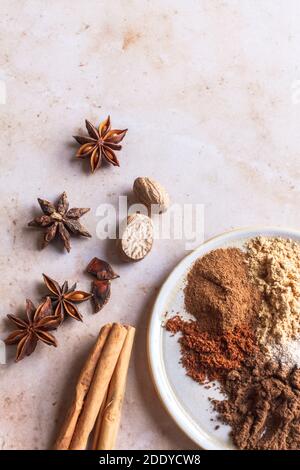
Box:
[246,236,300,346]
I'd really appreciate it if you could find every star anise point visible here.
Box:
[86,258,119,313]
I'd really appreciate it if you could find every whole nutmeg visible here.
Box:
[133,177,170,214]
[118,213,154,262]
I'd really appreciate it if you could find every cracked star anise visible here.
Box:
[43,273,92,322]
[73,116,127,173]
[86,257,119,313]
[28,191,91,252]
[4,298,60,362]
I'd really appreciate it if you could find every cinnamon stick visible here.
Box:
[53,323,112,450]
[94,325,135,450]
[69,323,127,450]
[91,388,108,450]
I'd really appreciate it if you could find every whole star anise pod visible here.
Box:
[43,273,92,322]
[28,191,91,252]
[73,116,127,173]
[86,257,119,313]
[4,298,60,362]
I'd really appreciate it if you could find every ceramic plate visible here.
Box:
[147,227,300,450]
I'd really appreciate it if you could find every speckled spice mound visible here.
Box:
[184,247,262,334]
[246,236,300,346]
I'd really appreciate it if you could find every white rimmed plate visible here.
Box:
[147,227,300,450]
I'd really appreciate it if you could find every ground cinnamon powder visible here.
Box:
[166,247,261,383]
[184,248,261,334]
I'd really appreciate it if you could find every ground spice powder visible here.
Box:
[246,236,300,346]
[213,359,300,450]
[166,316,258,383]
[166,245,300,449]
[184,247,261,334]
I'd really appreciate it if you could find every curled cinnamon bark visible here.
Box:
[69,323,128,450]
[93,326,135,450]
[53,323,112,450]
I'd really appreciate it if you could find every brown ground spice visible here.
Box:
[166,316,258,383]
[184,248,261,334]
[167,312,300,449]
[167,246,300,449]
[213,359,300,450]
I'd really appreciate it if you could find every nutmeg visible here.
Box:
[118,213,154,262]
[133,177,170,214]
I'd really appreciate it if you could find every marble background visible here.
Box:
[0,0,299,450]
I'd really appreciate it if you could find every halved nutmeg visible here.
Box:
[118,213,154,262]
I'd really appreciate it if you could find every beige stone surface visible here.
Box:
[0,0,299,450]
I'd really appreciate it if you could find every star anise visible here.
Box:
[86,257,119,313]
[73,116,127,173]
[28,191,91,252]
[4,298,60,362]
[43,273,92,322]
